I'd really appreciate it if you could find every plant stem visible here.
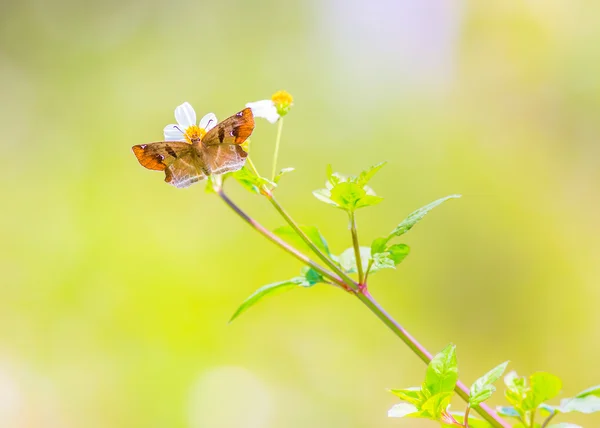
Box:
[271,117,284,181]
[530,410,536,428]
[348,211,365,285]
[214,187,348,289]
[464,404,471,428]
[356,290,510,428]
[540,411,556,428]
[217,186,509,428]
[267,194,359,291]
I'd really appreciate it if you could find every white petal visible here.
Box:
[199,112,218,131]
[174,102,196,128]
[163,124,185,141]
[246,100,279,124]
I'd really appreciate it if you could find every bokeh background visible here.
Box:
[1,0,599,427]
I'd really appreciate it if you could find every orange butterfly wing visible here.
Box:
[203,108,255,147]
[132,142,206,188]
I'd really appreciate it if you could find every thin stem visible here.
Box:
[530,410,536,428]
[348,211,365,285]
[220,184,509,428]
[464,404,471,428]
[267,194,359,291]
[356,290,510,428]
[271,117,284,181]
[214,187,348,289]
[246,156,261,177]
[540,411,556,428]
[363,259,374,285]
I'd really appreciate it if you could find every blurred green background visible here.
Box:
[1,0,599,426]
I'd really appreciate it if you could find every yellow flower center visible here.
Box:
[184,125,206,144]
[271,90,293,117]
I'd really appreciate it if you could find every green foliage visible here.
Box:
[313,163,385,212]
[469,361,509,406]
[424,344,458,395]
[273,225,331,256]
[229,267,324,323]
[234,166,275,194]
[447,413,492,428]
[337,244,409,275]
[389,194,462,237]
[388,344,458,424]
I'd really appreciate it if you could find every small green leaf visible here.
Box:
[388,403,419,418]
[560,395,600,414]
[273,225,331,256]
[389,387,424,407]
[370,237,389,255]
[420,391,453,419]
[229,280,298,323]
[370,244,410,272]
[338,246,370,274]
[469,361,509,406]
[524,372,562,410]
[354,194,384,209]
[330,182,366,210]
[357,162,387,187]
[424,344,458,395]
[388,195,461,238]
[312,188,336,206]
[233,166,275,194]
[574,384,600,398]
[295,266,325,287]
[496,406,520,418]
[273,167,295,184]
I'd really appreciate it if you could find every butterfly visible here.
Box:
[132,108,254,188]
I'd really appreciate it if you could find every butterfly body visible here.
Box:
[132,108,254,188]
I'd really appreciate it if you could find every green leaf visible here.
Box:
[524,372,562,410]
[388,195,461,238]
[420,391,453,419]
[273,225,331,256]
[387,403,419,418]
[424,344,458,395]
[312,188,336,206]
[560,395,600,414]
[295,266,325,287]
[469,361,509,406]
[338,246,370,274]
[233,166,275,194]
[370,244,410,272]
[496,406,520,418]
[273,167,295,184]
[389,387,424,407]
[357,162,387,187]
[574,384,600,398]
[354,194,384,209]
[370,237,389,255]
[229,280,299,323]
[330,182,366,210]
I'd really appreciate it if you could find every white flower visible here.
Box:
[163,102,218,143]
[245,99,280,124]
[246,90,293,124]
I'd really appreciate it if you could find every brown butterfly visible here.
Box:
[132,107,254,188]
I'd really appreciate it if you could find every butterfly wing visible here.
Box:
[205,144,248,175]
[203,107,255,147]
[132,142,206,188]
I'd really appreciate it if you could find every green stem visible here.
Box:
[214,186,347,290]
[464,404,471,428]
[363,259,374,286]
[271,117,284,181]
[355,290,510,428]
[267,194,358,291]
[218,184,509,428]
[348,211,365,285]
[540,411,556,428]
[530,410,536,428]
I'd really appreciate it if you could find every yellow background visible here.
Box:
[1,0,599,427]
